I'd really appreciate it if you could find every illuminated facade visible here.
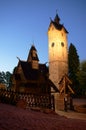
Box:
[48,14,68,90]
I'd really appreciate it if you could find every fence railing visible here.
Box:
[0,89,55,110]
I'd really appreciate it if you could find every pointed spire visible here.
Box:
[54,12,60,24]
[30,45,37,53]
[16,56,20,61]
[27,45,39,62]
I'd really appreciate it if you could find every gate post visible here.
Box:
[53,93,66,113]
[52,93,61,112]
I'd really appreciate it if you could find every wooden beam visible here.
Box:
[68,85,74,94]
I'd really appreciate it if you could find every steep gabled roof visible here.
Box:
[20,61,39,80]
[17,61,48,81]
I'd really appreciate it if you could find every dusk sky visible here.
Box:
[0,0,86,72]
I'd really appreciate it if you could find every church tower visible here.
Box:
[48,14,68,90]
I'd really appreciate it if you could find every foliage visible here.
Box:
[68,43,80,96]
[0,71,6,84]
[78,61,86,96]
[0,71,12,88]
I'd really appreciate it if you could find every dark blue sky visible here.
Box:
[0,0,86,72]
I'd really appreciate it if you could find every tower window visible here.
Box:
[51,42,55,47]
[61,42,64,47]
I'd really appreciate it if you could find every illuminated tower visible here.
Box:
[48,14,68,90]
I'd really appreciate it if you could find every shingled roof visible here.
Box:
[19,61,48,80]
[49,13,68,33]
[13,45,59,93]
[52,21,68,33]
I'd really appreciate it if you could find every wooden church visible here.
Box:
[11,45,58,95]
[11,13,74,112]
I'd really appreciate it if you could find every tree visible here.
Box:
[0,71,12,88]
[78,61,86,97]
[68,43,80,96]
[0,71,6,84]
[5,71,12,88]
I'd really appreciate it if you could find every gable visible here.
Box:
[14,62,26,81]
[59,74,74,94]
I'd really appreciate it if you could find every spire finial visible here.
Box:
[16,56,20,61]
[56,9,58,14]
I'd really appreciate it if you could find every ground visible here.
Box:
[0,103,86,130]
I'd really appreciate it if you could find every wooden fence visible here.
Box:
[0,89,55,110]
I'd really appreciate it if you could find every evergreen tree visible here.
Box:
[0,71,12,88]
[79,61,86,97]
[68,43,80,96]
[5,71,12,88]
[0,71,6,84]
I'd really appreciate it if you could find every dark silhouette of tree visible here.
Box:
[68,43,80,96]
[0,71,12,88]
[0,71,6,84]
[5,71,12,88]
[78,61,86,97]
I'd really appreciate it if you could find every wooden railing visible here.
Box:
[0,89,55,110]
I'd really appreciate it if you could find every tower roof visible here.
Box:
[48,13,68,33]
[30,45,37,52]
[54,13,60,24]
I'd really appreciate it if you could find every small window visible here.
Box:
[61,42,64,47]
[51,42,55,47]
